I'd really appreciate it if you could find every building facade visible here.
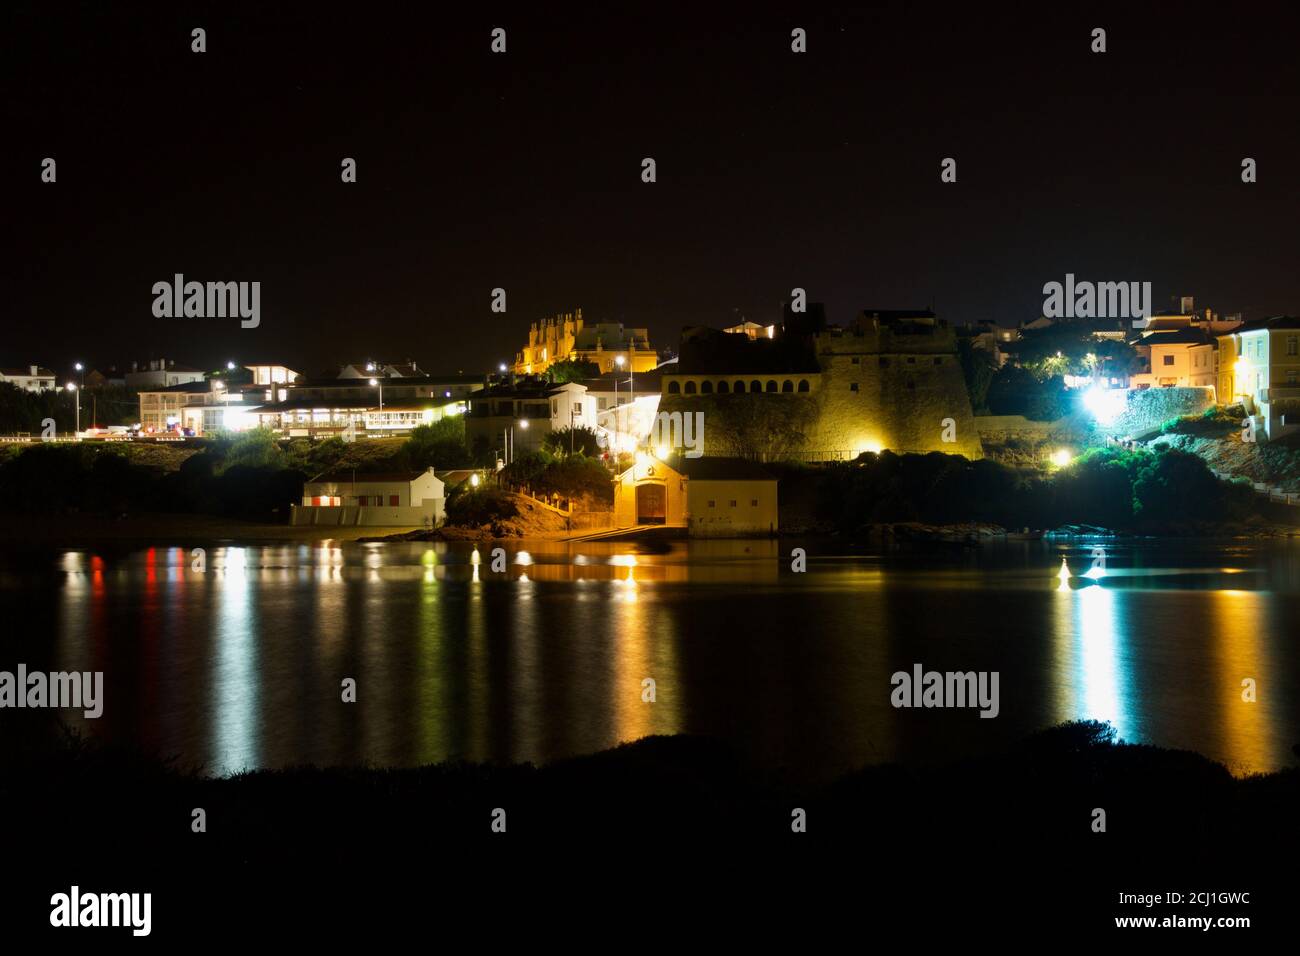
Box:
[0,366,57,392]
[612,453,778,536]
[294,468,446,527]
[1217,317,1300,439]
[125,359,207,390]
[513,309,657,375]
[658,310,983,461]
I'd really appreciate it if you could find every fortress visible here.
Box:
[658,307,984,460]
[513,308,658,376]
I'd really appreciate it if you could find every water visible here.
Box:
[3,538,1298,780]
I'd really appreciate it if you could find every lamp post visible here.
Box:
[66,382,79,436]
[74,362,84,389]
[614,354,626,439]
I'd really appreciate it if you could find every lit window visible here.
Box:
[750,499,758,507]
[729,500,737,507]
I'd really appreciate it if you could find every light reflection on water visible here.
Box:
[8,539,1299,780]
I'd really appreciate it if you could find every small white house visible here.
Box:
[0,366,57,392]
[293,467,445,527]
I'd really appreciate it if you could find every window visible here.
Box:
[1289,336,1298,356]
[933,358,942,365]
[797,379,810,392]
[1163,354,1175,366]
[734,381,746,393]
[751,380,762,392]
[906,357,916,364]
[668,382,680,394]
[729,500,737,507]
[781,380,793,392]
[850,382,859,392]
[600,397,609,408]
[685,381,697,394]
[879,357,890,367]
[717,380,730,393]
[707,500,716,508]
[851,357,861,365]
[389,495,399,506]
[750,499,758,507]
[1289,370,1298,384]
[766,380,777,392]
[574,402,582,415]
[551,400,557,415]
[701,380,713,394]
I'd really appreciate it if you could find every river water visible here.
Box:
[3,537,1297,780]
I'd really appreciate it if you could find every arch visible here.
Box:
[668,381,681,394]
[717,380,730,394]
[751,380,762,393]
[684,380,697,395]
[701,380,713,394]
[797,379,810,392]
[765,380,778,393]
[734,380,745,393]
[781,379,794,393]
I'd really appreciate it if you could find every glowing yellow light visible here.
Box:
[470,473,481,487]
[1057,557,1071,590]
[861,441,883,454]
[655,445,669,459]
[1051,449,1072,467]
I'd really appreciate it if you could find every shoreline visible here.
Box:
[2,512,1297,548]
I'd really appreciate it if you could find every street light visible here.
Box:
[369,377,384,412]
[66,382,79,436]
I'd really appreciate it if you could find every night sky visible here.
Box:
[7,2,1300,378]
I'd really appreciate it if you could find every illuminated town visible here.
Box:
[4,2,1296,942]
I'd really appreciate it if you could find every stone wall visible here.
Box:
[1108,386,1216,437]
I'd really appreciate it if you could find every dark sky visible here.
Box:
[6,2,1300,380]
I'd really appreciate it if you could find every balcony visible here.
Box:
[1261,387,1300,403]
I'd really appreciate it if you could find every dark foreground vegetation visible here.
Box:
[4,720,1295,857]
[5,721,1294,937]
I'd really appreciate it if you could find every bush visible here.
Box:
[445,485,518,526]
[542,426,603,458]
[216,428,283,474]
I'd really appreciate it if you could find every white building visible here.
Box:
[125,359,207,390]
[294,467,446,527]
[137,379,269,434]
[0,366,57,392]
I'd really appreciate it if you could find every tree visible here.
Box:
[545,359,600,385]
[404,417,469,469]
[543,426,602,457]
[957,339,998,413]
